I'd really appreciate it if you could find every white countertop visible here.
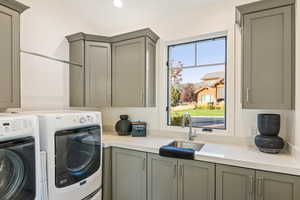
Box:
[103,133,300,176]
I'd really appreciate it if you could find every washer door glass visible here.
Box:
[0,150,25,200]
[66,134,96,173]
[55,126,101,188]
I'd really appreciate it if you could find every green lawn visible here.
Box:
[172,108,224,117]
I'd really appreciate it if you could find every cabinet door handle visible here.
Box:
[246,88,250,103]
[249,176,254,194]
[179,165,183,177]
[173,164,177,178]
[142,158,146,171]
[257,177,264,199]
[140,89,144,105]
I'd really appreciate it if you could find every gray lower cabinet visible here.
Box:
[112,37,156,107]
[107,148,300,200]
[0,2,28,108]
[178,160,215,200]
[103,147,112,200]
[67,38,111,107]
[217,164,300,200]
[112,148,147,200]
[256,171,300,200]
[237,1,294,109]
[147,153,215,200]
[216,164,255,200]
[147,154,178,200]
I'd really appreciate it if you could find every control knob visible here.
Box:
[79,117,87,123]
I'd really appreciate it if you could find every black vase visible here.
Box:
[255,113,284,154]
[115,115,132,136]
[257,114,280,136]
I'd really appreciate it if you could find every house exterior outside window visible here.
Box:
[167,36,227,130]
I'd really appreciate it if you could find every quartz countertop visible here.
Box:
[103,133,300,176]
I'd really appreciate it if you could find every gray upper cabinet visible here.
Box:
[67,28,159,108]
[178,160,215,200]
[216,164,255,200]
[85,41,111,107]
[0,1,28,108]
[237,0,294,109]
[112,38,146,107]
[256,171,300,200]
[147,154,178,200]
[67,35,111,107]
[146,38,156,107]
[112,148,147,200]
[112,35,157,107]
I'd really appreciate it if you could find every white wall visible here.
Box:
[15,0,293,143]
[18,0,98,109]
[99,0,290,141]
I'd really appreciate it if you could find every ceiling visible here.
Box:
[63,0,224,36]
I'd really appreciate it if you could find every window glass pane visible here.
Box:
[168,57,226,129]
[197,38,226,65]
[169,43,195,67]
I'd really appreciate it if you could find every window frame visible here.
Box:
[163,32,232,135]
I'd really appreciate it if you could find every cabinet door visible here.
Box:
[256,171,300,200]
[145,37,156,107]
[216,164,255,200]
[85,41,111,107]
[69,40,85,107]
[0,5,20,108]
[178,160,215,200]
[147,154,178,200]
[242,6,292,109]
[103,147,112,200]
[112,148,147,200]
[112,38,146,107]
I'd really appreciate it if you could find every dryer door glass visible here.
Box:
[55,126,101,188]
[0,137,36,200]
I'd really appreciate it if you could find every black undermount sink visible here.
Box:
[168,141,205,151]
[159,141,205,160]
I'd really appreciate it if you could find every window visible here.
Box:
[167,36,227,130]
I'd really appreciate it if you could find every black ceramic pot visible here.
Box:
[115,115,132,136]
[255,135,285,154]
[257,114,280,136]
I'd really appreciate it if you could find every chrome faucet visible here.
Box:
[182,113,196,141]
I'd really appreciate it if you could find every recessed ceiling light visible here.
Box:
[113,0,123,8]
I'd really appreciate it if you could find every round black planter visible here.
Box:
[115,115,132,136]
[257,114,280,136]
[255,135,285,154]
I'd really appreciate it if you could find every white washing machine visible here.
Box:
[0,115,42,200]
[36,111,102,200]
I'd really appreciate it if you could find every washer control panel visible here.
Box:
[0,119,33,138]
[55,113,100,129]
[79,114,96,124]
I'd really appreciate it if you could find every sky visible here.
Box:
[169,37,226,83]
